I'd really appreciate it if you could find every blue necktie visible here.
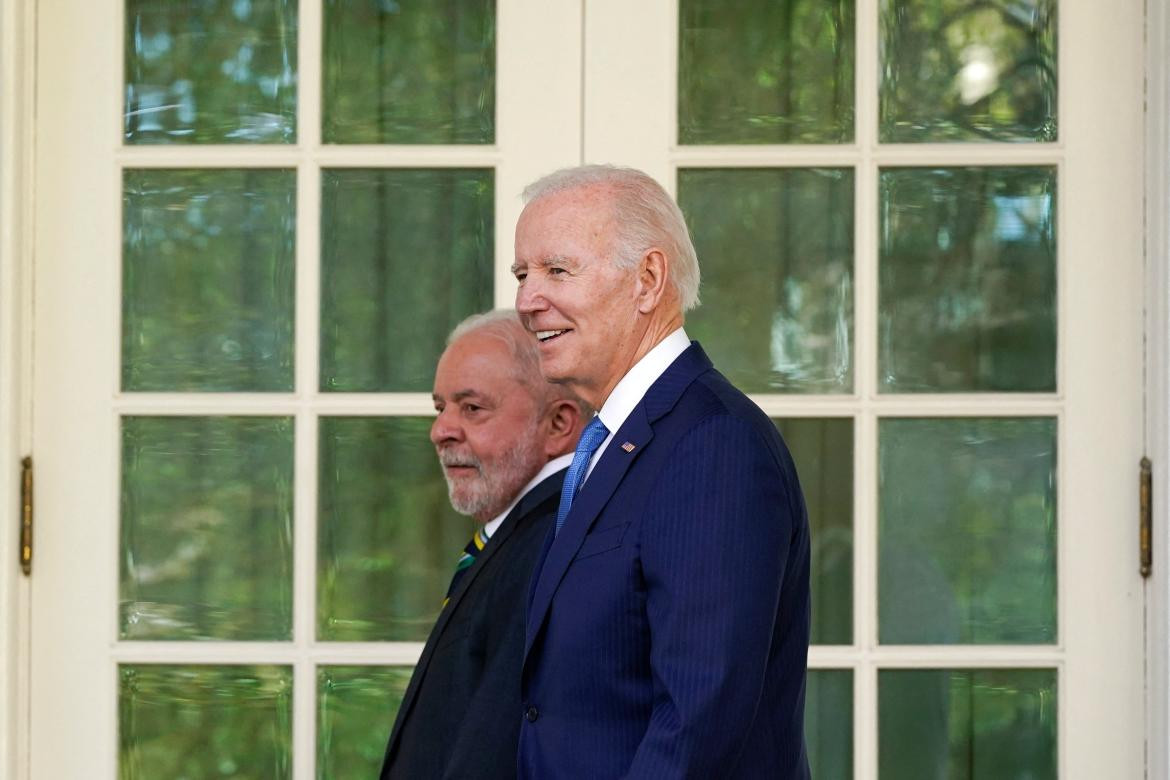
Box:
[555,416,610,535]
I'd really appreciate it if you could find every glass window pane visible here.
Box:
[322,0,495,144]
[318,417,474,641]
[679,0,854,144]
[774,418,852,645]
[679,168,853,393]
[119,664,293,778]
[123,168,296,392]
[806,669,853,780]
[318,666,413,778]
[320,169,494,392]
[120,416,294,640]
[879,0,1057,142]
[879,418,1056,644]
[124,0,297,144]
[879,167,1056,393]
[879,668,1057,779]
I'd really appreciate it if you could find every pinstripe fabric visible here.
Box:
[520,344,811,779]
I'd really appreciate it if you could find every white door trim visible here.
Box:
[0,0,37,777]
[1146,0,1170,775]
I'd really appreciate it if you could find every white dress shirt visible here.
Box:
[583,328,691,484]
[482,452,575,538]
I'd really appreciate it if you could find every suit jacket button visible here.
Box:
[525,706,539,722]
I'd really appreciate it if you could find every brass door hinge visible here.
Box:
[1141,456,1152,578]
[20,456,32,576]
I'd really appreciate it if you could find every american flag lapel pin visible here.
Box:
[621,442,636,453]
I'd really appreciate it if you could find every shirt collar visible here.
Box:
[597,328,690,437]
[482,451,574,538]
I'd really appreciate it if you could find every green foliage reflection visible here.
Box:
[775,418,853,645]
[124,0,298,144]
[879,417,1057,644]
[879,669,1057,778]
[120,416,294,641]
[318,417,474,641]
[122,168,297,392]
[119,664,293,778]
[806,669,853,780]
[317,666,412,778]
[879,166,1056,393]
[880,0,1057,142]
[680,168,854,393]
[679,0,854,143]
[323,0,495,144]
[320,169,494,392]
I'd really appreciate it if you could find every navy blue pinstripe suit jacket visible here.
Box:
[519,343,811,779]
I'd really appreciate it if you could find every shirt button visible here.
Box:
[525,706,539,722]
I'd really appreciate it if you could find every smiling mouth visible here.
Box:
[536,329,570,343]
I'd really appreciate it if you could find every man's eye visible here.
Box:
[463,404,482,414]
[514,271,527,283]
[548,266,566,275]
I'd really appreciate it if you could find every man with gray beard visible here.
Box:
[380,310,588,780]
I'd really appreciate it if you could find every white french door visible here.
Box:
[29,0,1145,777]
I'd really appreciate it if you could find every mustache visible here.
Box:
[438,450,482,471]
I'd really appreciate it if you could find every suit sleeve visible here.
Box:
[626,413,797,779]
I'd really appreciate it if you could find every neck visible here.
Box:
[587,310,683,408]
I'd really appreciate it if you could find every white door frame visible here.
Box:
[0,0,1164,777]
[0,0,36,776]
[1146,0,1170,775]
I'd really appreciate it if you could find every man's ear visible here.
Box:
[543,399,583,458]
[634,248,671,314]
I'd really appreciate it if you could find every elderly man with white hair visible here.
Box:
[380,310,588,780]
[513,165,812,779]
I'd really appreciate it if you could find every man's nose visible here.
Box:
[515,276,547,315]
[430,408,463,446]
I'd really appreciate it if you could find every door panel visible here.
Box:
[31,0,1144,777]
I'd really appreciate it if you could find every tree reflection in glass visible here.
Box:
[318,417,474,641]
[122,168,296,392]
[679,0,854,144]
[120,416,294,641]
[322,0,495,144]
[879,417,1057,645]
[879,669,1056,779]
[124,0,298,144]
[319,168,493,392]
[679,168,854,393]
[880,0,1057,142]
[879,166,1056,393]
[318,666,413,778]
[119,664,292,778]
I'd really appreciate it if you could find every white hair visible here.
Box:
[447,309,594,415]
[521,165,700,311]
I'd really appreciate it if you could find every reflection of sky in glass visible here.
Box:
[993,194,1051,242]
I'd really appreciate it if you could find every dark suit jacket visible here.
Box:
[381,469,564,780]
[519,343,811,779]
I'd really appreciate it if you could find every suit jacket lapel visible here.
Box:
[523,343,714,660]
[385,469,565,761]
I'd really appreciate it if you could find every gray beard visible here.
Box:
[440,426,545,521]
